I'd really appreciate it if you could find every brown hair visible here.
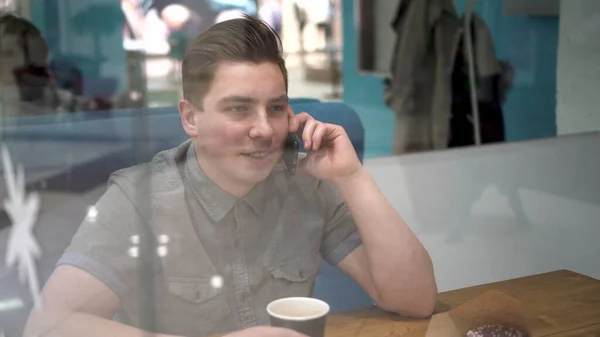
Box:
[181,14,287,108]
[0,13,49,66]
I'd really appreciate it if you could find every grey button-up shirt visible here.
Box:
[57,139,362,337]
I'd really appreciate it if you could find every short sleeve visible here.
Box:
[318,181,363,266]
[56,183,142,298]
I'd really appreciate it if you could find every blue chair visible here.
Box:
[288,98,321,105]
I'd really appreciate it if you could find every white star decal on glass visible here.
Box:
[2,146,42,307]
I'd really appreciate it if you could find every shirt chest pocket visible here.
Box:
[163,277,231,334]
[266,252,322,297]
[167,277,224,305]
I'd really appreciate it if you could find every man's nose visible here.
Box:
[249,112,275,139]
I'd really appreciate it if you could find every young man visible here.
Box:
[23,15,437,337]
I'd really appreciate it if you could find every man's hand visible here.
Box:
[222,326,308,337]
[288,111,362,183]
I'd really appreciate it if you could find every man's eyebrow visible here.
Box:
[218,96,257,104]
[269,95,289,103]
[218,95,289,104]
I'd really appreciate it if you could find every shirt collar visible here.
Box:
[184,143,237,222]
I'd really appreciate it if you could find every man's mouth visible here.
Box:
[244,152,270,159]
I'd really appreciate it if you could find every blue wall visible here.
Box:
[342,0,559,156]
[454,0,558,142]
[341,0,394,157]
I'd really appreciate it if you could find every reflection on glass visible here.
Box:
[2,1,599,337]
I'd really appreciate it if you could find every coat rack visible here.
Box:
[465,0,482,145]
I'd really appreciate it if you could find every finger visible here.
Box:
[311,122,328,150]
[287,106,298,133]
[297,151,311,172]
[294,112,315,134]
[297,150,325,173]
[302,120,319,150]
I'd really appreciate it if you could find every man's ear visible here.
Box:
[179,99,198,137]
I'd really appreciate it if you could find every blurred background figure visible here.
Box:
[121,0,210,54]
[0,13,146,121]
[215,9,246,23]
[163,4,191,81]
[258,0,282,36]
[304,0,334,48]
[0,14,96,118]
[122,0,257,54]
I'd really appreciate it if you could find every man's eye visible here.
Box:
[229,106,248,113]
[269,105,286,113]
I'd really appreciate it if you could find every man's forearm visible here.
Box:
[23,310,178,337]
[333,168,437,317]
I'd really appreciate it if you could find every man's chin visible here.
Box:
[238,154,278,180]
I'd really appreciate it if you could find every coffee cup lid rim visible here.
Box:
[267,297,330,321]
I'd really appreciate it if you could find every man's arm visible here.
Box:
[333,168,437,318]
[20,182,174,337]
[289,109,437,317]
[24,266,307,337]
[23,265,178,337]
[288,112,437,318]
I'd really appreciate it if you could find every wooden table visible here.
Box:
[211,270,600,337]
[323,270,600,336]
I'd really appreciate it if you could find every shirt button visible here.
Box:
[195,289,201,301]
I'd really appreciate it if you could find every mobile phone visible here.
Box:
[283,133,299,176]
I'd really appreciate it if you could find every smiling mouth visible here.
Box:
[244,152,270,159]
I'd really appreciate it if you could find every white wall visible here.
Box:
[368,132,600,292]
[556,0,600,135]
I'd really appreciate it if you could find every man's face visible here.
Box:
[0,33,48,88]
[187,61,289,194]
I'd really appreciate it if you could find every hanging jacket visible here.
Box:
[449,12,513,148]
[384,0,461,154]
